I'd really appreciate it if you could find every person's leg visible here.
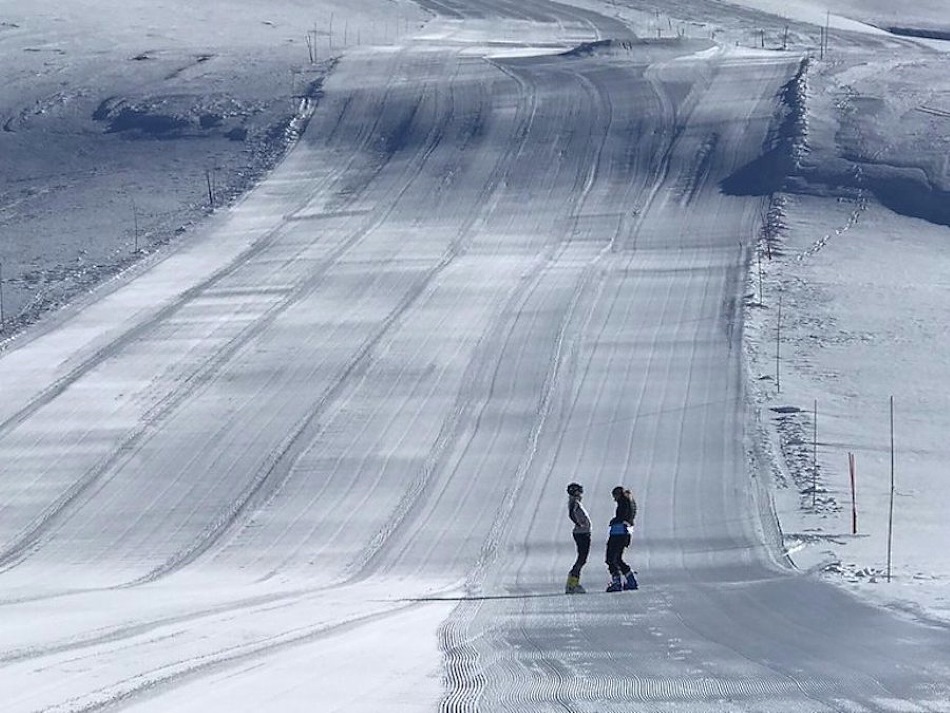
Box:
[605,536,621,576]
[566,533,592,593]
[620,535,638,590]
[605,536,624,591]
[570,533,590,578]
[615,534,631,573]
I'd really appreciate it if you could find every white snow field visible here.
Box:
[2,0,950,711]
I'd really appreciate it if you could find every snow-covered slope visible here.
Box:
[2,1,949,710]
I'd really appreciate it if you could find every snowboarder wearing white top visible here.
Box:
[565,482,591,594]
[605,486,638,592]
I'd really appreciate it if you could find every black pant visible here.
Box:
[570,532,591,578]
[605,534,632,577]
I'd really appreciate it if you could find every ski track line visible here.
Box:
[0,583,334,665]
[0,49,398,444]
[537,59,681,500]
[440,50,676,708]
[339,54,546,583]
[570,93,682,496]
[433,56,618,581]
[465,237,598,600]
[244,71,481,573]
[450,50,802,711]
[0,54,409,572]
[0,204,394,577]
[525,62,674,515]
[667,592,859,710]
[290,61,469,559]
[492,56,637,585]
[239,57,486,580]
[428,242,576,588]
[26,601,428,713]
[173,51,498,581]
[365,232,556,581]
[619,60,685,253]
[373,251,555,579]
[434,55,618,711]
[2,49,456,580]
[131,63,470,585]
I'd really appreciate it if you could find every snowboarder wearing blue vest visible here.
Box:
[605,486,638,592]
[565,482,592,594]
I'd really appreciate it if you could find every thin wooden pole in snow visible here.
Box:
[775,294,782,392]
[205,168,215,209]
[0,261,5,331]
[132,198,139,253]
[757,250,763,305]
[848,453,858,535]
[886,396,896,582]
[825,11,831,57]
[812,399,818,508]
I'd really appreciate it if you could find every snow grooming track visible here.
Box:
[0,49,418,576]
[439,602,487,712]
[132,254,458,583]
[0,152,423,579]
[0,231,308,574]
[502,66,690,601]
[204,52,554,587]
[152,50,530,581]
[427,22,950,712]
[0,582,331,663]
[0,48,470,583]
[25,602,426,713]
[460,52,619,593]
[467,244,598,590]
[400,52,641,596]
[337,58,546,585]
[436,43,649,713]
[133,54,477,584]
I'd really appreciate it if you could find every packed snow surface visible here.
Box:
[1,0,949,711]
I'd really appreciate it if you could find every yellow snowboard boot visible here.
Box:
[565,575,586,594]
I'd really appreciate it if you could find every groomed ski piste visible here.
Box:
[2,0,950,710]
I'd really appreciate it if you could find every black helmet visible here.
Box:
[566,482,583,496]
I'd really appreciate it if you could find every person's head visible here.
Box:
[611,486,628,501]
[566,482,583,498]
